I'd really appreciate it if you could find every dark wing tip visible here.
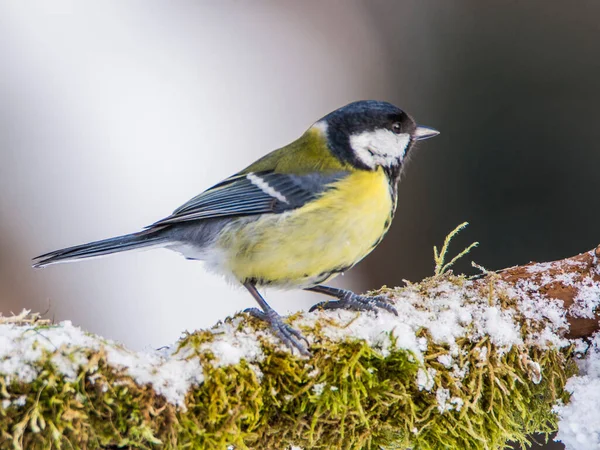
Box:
[32,249,67,268]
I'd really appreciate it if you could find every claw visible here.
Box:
[367,294,399,316]
[244,308,310,356]
[309,291,398,316]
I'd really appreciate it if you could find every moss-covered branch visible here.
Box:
[2,247,600,450]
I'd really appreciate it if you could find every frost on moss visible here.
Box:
[0,270,577,450]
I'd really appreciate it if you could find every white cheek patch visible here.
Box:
[349,129,411,168]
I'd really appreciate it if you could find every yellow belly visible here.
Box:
[217,168,394,287]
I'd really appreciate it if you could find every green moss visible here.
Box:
[0,279,577,450]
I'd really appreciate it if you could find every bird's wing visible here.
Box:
[149,171,348,226]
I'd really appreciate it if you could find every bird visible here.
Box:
[33,100,439,355]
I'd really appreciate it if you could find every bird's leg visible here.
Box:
[306,285,398,316]
[243,281,309,355]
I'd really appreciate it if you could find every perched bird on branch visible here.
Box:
[33,100,439,354]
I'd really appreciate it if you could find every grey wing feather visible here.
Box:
[149,171,348,227]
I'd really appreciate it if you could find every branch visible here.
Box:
[2,248,600,450]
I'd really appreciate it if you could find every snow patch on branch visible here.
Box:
[299,276,570,364]
[0,264,583,414]
[299,279,528,363]
[555,332,600,449]
[570,279,600,319]
[0,319,204,407]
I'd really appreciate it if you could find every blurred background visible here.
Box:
[1,2,599,447]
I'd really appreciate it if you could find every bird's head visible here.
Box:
[312,100,438,171]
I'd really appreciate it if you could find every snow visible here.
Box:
[296,279,527,365]
[477,346,488,362]
[0,312,265,408]
[417,368,436,391]
[507,270,574,349]
[435,388,463,413]
[307,367,320,378]
[435,388,451,413]
[481,306,521,349]
[0,318,204,407]
[570,278,600,319]
[527,361,542,385]
[312,383,325,395]
[555,332,600,449]
[295,274,567,367]
[526,262,555,273]
[198,317,265,381]
[450,396,464,411]
[437,354,453,368]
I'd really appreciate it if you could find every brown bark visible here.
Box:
[485,245,600,339]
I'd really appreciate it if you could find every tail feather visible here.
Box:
[33,230,167,268]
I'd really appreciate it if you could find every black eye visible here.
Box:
[391,122,402,134]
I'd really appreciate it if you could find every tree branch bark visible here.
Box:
[1,247,599,450]
[496,245,600,339]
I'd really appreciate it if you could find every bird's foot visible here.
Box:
[309,290,398,316]
[244,307,310,356]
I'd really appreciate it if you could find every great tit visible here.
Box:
[33,100,438,355]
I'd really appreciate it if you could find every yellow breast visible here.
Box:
[218,168,395,287]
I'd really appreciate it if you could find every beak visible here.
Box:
[414,126,440,141]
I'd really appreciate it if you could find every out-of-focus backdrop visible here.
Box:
[1,3,599,448]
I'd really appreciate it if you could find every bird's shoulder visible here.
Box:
[149,130,354,227]
[239,127,350,175]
